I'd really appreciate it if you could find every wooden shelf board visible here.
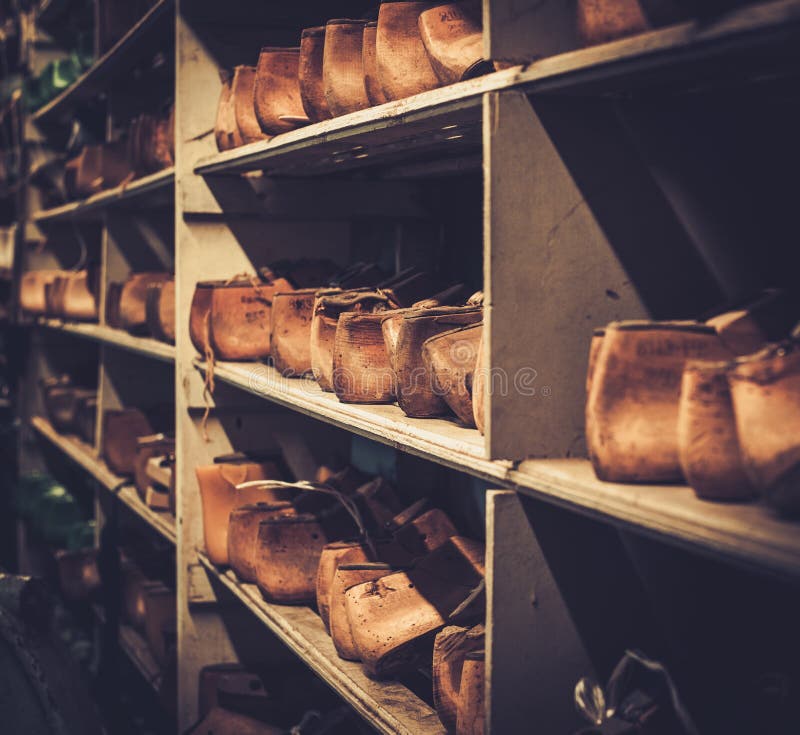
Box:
[194,359,507,484]
[512,0,800,95]
[511,459,800,581]
[32,0,174,125]
[33,168,175,223]
[119,622,163,689]
[193,69,510,177]
[197,553,444,735]
[30,416,177,544]
[38,318,175,364]
[94,605,163,691]
[194,0,800,178]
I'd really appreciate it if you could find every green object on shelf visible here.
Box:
[25,43,95,113]
[14,472,60,519]
[66,520,96,551]
[35,485,83,546]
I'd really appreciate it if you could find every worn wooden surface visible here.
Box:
[32,169,174,224]
[37,319,176,363]
[486,490,591,733]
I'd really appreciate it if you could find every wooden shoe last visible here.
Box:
[311,290,393,392]
[145,278,175,343]
[333,312,397,403]
[456,650,485,734]
[189,275,294,361]
[323,19,371,117]
[433,624,485,732]
[215,71,242,151]
[270,288,318,377]
[299,26,333,122]
[119,272,171,334]
[424,322,483,426]
[394,306,482,417]
[20,269,64,314]
[586,321,733,483]
[254,47,307,135]
[196,458,291,566]
[376,1,442,101]
[55,549,101,602]
[677,360,754,501]
[228,502,294,583]
[331,560,406,660]
[133,433,175,502]
[232,65,268,145]
[729,340,800,513]
[418,1,489,84]
[362,22,388,106]
[346,536,485,677]
[102,408,153,475]
[254,490,361,603]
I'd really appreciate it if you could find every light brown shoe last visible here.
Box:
[254,47,307,135]
[323,19,371,116]
[456,650,485,735]
[433,623,485,732]
[332,560,406,661]
[254,498,360,603]
[418,1,489,85]
[215,71,239,151]
[729,340,800,511]
[299,27,333,122]
[346,536,485,678]
[196,459,291,566]
[424,321,483,426]
[677,360,754,501]
[333,312,397,403]
[311,290,392,391]
[395,306,482,418]
[119,272,171,334]
[586,321,733,483]
[270,288,319,377]
[316,540,370,631]
[577,0,651,45]
[102,408,153,476]
[228,502,295,583]
[376,0,442,101]
[363,22,389,106]
[232,65,269,145]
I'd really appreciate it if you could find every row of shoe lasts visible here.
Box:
[106,271,175,344]
[20,267,99,322]
[586,290,800,514]
[190,261,488,430]
[214,0,756,151]
[64,104,174,201]
[102,407,176,512]
[197,453,485,731]
[190,662,375,734]
[215,0,491,151]
[41,374,97,444]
